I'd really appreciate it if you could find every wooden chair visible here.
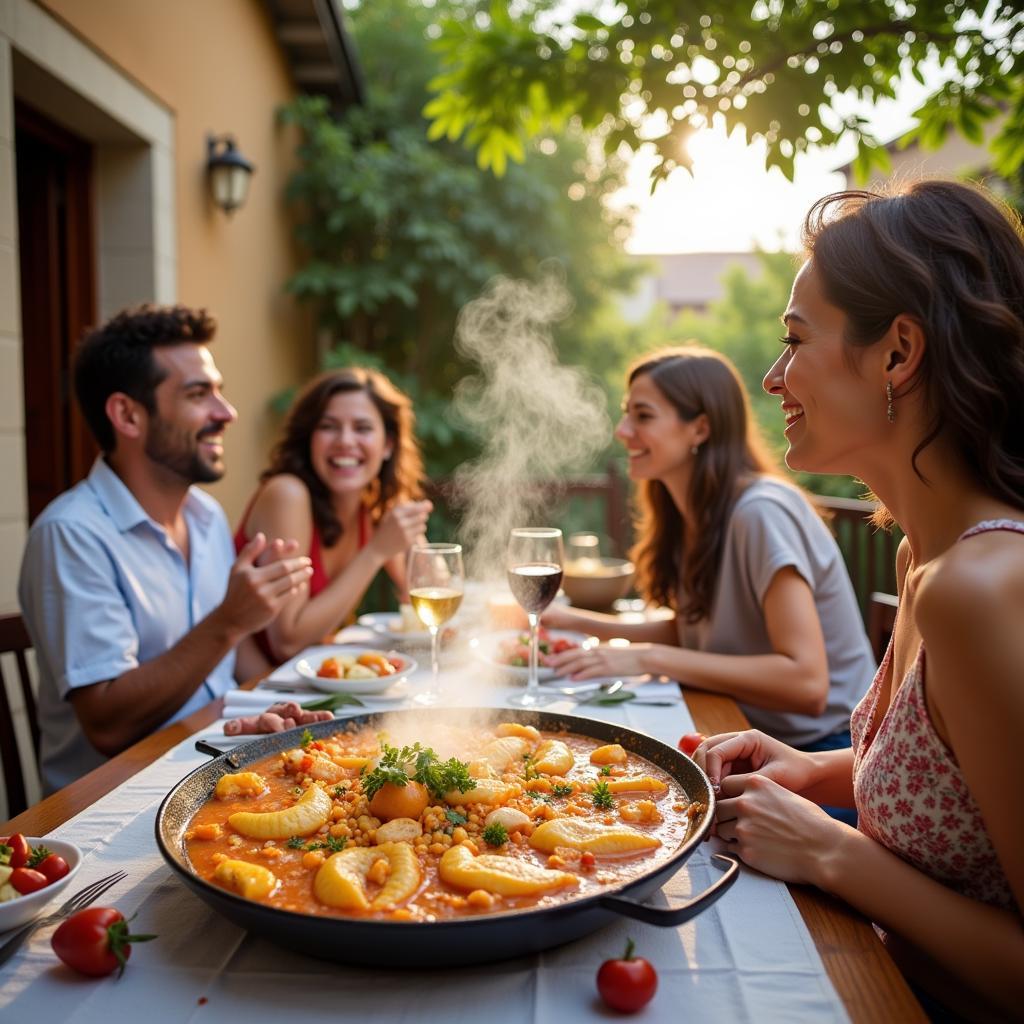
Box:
[867,592,899,664]
[0,613,41,820]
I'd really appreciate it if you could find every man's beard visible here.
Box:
[146,418,225,484]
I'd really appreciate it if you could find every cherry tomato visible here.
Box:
[4,833,31,869]
[51,908,157,978]
[678,732,707,757]
[597,938,658,1013]
[36,853,70,884]
[10,867,49,895]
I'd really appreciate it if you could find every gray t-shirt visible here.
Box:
[676,477,874,747]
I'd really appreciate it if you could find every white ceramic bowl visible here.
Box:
[294,646,418,695]
[0,837,84,933]
[471,629,597,682]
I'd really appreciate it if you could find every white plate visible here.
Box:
[471,629,597,682]
[294,646,418,695]
[0,837,84,933]
[357,611,430,644]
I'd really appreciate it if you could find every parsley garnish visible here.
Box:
[332,785,346,799]
[362,743,474,800]
[551,783,574,798]
[291,834,347,853]
[599,765,612,777]
[592,781,615,810]
[300,729,314,749]
[524,789,552,804]
[522,755,539,781]
[306,835,347,853]
[482,822,508,847]
[445,809,468,827]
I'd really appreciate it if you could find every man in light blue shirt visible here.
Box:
[19,305,314,793]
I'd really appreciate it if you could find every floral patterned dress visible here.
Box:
[850,520,1023,910]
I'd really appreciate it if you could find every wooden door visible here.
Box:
[15,101,97,522]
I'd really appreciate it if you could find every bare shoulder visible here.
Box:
[916,528,1024,652]
[246,474,313,541]
[251,474,313,514]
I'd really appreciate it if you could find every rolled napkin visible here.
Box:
[223,687,313,716]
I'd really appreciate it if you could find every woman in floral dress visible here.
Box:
[697,179,1024,1019]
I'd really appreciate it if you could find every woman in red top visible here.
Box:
[236,368,431,662]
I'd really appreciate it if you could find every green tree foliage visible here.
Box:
[425,1,1023,186]
[279,0,639,477]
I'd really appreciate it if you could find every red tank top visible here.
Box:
[234,494,370,664]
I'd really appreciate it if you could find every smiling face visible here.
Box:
[763,261,888,475]
[615,373,707,486]
[309,389,393,497]
[144,344,236,484]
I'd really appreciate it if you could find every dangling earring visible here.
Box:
[691,445,700,456]
[886,381,895,423]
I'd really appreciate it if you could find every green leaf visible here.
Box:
[300,693,366,711]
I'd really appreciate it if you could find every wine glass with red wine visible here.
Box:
[506,527,564,707]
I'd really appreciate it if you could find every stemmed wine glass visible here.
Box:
[506,527,564,707]
[407,542,464,706]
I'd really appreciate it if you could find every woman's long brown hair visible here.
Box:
[261,368,425,547]
[628,346,783,623]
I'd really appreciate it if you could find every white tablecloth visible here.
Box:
[0,640,848,1023]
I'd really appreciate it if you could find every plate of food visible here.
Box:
[0,835,84,932]
[294,647,418,695]
[472,628,597,681]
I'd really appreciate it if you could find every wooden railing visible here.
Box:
[427,464,899,625]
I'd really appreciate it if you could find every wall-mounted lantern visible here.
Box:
[206,135,255,215]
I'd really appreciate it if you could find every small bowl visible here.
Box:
[295,647,418,695]
[0,837,83,933]
[561,557,635,610]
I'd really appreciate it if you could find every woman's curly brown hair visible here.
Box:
[262,368,425,547]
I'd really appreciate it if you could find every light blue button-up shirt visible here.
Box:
[19,457,237,793]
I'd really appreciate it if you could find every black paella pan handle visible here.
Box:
[598,853,740,926]
[195,739,242,769]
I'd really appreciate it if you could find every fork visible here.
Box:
[0,869,127,968]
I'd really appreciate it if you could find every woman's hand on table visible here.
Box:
[714,773,849,886]
[548,642,652,680]
[694,729,817,794]
[223,701,333,736]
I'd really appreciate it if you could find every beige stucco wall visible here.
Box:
[37,0,314,523]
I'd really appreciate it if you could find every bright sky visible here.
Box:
[619,69,940,254]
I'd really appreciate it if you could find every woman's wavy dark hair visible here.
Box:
[262,368,425,547]
[803,180,1024,520]
[628,346,784,622]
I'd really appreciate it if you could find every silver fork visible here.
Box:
[0,869,127,968]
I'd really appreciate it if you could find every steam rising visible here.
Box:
[452,271,611,576]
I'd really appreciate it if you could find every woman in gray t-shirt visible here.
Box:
[547,345,874,750]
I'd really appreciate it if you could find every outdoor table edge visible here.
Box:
[2,680,925,1023]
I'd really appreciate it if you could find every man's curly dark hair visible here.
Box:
[73,304,217,452]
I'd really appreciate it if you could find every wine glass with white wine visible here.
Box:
[506,527,564,707]
[407,542,464,706]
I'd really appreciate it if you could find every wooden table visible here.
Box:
[2,686,925,1023]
